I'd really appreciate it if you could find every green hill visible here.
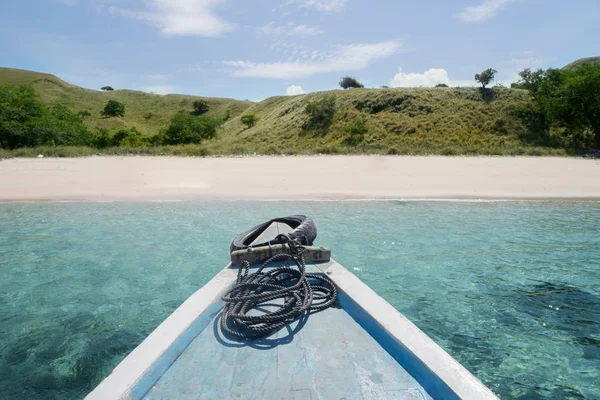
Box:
[562,57,600,71]
[210,86,547,156]
[0,68,254,135]
[1,67,569,156]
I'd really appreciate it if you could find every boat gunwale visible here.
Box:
[85,259,498,400]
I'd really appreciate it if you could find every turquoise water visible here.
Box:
[0,202,599,400]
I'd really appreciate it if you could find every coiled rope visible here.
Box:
[220,235,337,339]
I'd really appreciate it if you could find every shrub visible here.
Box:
[92,129,112,149]
[241,114,257,128]
[435,83,449,88]
[101,86,114,91]
[192,100,210,115]
[101,100,125,117]
[303,97,336,132]
[339,76,364,90]
[345,117,368,145]
[111,127,147,147]
[79,110,91,118]
[143,111,154,120]
[164,111,219,145]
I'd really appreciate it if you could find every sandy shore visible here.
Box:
[1,156,599,201]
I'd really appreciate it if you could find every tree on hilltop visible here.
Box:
[475,69,497,89]
[339,76,364,89]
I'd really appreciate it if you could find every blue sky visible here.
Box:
[1,0,598,100]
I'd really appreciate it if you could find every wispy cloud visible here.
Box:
[258,22,323,37]
[140,85,177,95]
[502,50,547,84]
[224,40,401,79]
[286,85,305,95]
[458,0,517,22]
[390,68,474,88]
[109,0,235,37]
[510,50,546,69]
[284,0,347,13]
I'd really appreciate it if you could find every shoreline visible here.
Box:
[1,156,599,202]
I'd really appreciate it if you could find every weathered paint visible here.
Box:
[325,262,498,400]
[86,260,499,400]
[144,295,433,400]
[85,266,238,400]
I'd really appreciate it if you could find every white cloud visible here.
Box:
[109,0,235,37]
[140,85,177,95]
[458,0,517,22]
[224,40,401,79]
[390,68,450,87]
[284,0,347,13]
[286,85,305,95]
[390,68,474,88]
[259,22,323,37]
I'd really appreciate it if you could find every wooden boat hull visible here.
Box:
[86,260,498,400]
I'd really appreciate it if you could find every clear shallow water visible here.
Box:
[0,202,598,400]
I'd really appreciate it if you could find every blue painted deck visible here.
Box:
[143,264,433,400]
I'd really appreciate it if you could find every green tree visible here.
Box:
[513,68,549,95]
[79,110,91,119]
[475,68,497,88]
[516,64,600,149]
[44,103,91,146]
[164,111,219,144]
[192,100,210,115]
[339,76,364,89]
[542,65,600,148]
[435,83,449,88]
[0,85,90,149]
[101,86,114,91]
[241,114,257,128]
[101,100,125,117]
[0,85,43,148]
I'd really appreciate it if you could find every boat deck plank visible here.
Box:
[144,264,433,400]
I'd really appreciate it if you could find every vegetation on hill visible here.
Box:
[0,67,254,135]
[514,64,600,149]
[1,64,599,157]
[562,56,600,71]
[207,86,568,156]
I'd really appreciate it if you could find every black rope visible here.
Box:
[220,235,337,339]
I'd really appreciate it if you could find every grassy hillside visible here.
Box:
[1,67,570,156]
[206,87,562,156]
[0,68,254,135]
[562,56,600,71]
